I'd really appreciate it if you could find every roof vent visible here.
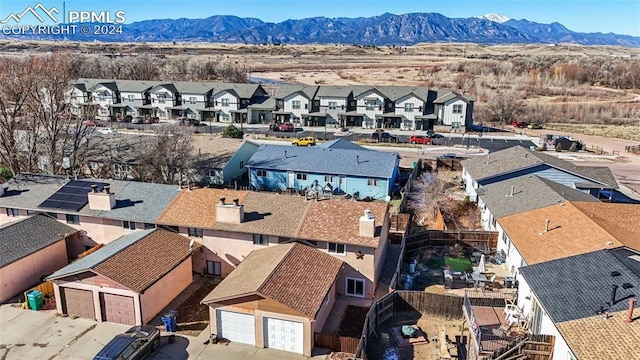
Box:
[622,283,634,290]
[611,271,621,277]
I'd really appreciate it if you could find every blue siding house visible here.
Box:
[246,144,399,200]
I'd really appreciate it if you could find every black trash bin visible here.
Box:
[504,276,514,289]
[161,310,178,332]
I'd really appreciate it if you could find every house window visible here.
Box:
[206,261,222,276]
[328,101,337,110]
[327,242,346,255]
[221,98,229,107]
[122,221,136,230]
[453,104,463,114]
[144,223,156,230]
[157,94,166,104]
[367,178,380,187]
[239,161,244,169]
[491,216,497,228]
[404,103,414,112]
[256,169,267,177]
[292,101,301,109]
[307,240,318,247]
[296,173,307,181]
[188,227,203,238]
[188,97,197,104]
[5,208,19,217]
[253,234,269,245]
[365,100,376,111]
[324,175,337,183]
[97,93,106,101]
[26,210,35,215]
[66,214,80,225]
[127,95,135,102]
[346,278,365,297]
[502,232,508,244]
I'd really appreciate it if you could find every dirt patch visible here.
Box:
[338,306,369,338]
[174,279,219,336]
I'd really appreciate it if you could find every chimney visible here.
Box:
[216,196,244,224]
[88,185,116,211]
[624,297,637,323]
[544,218,550,233]
[609,284,619,306]
[510,186,515,196]
[359,209,375,237]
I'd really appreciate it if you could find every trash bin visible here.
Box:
[504,276,514,289]
[27,291,43,311]
[161,310,178,332]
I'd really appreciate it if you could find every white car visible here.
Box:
[97,127,117,135]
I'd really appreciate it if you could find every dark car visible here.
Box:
[427,132,444,139]
[438,153,459,159]
[94,326,160,360]
[371,130,398,143]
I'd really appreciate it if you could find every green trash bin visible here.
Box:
[27,291,43,311]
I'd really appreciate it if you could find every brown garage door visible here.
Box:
[100,293,136,325]
[62,288,95,319]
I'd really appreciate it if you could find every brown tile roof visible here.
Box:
[212,192,310,238]
[201,243,343,318]
[297,199,388,247]
[498,202,623,265]
[571,202,640,251]
[156,188,248,228]
[556,310,640,360]
[94,229,193,292]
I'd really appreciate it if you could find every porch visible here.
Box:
[321,295,373,335]
[337,112,365,128]
[374,114,405,129]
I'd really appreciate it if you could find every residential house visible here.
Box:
[47,228,194,325]
[171,81,215,120]
[114,80,153,118]
[148,83,180,120]
[65,79,102,118]
[0,214,80,303]
[461,146,618,201]
[351,86,385,128]
[312,86,353,127]
[155,189,389,300]
[271,85,319,125]
[201,242,343,356]
[88,81,120,120]
[433,89,475,129]
[212,84,268,124]
[376,86,429,131]
[517,248,640,360]
[199,140,260,187]
[246,97,276,124]
[246,144,399,199]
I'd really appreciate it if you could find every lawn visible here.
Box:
[444,256,472,272]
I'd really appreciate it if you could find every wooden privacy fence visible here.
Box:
[396,290,464,319]
[405,230,498,253]
[77,243,104,259]
[314,332,359,354]
[355,291,396,359]
[23,281,55,309]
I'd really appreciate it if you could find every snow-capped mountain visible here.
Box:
[478,13,510,23]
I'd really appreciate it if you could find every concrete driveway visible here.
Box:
[0,305,325,360]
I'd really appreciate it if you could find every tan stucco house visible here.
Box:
[201,242,343,356]
[0,214,79,303]
[47,228,194,325]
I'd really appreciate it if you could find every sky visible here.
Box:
[1,0,639,36]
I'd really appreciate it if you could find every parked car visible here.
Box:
[97,127,117,135]
[292,137,316,146]
[512,121,528,128]
[528,123,543,129]
[371,130,398,143]
[437,153,459,159]
[277,122,294,132]
[409,135,432,145]
[131,116,144,124]
[144,117,159,124]
[81,119,99,127]
[93,325,160,360]
[426,132,444,139]
[178,118,200,126]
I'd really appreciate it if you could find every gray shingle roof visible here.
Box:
[520,248,640,324]
[318,139,368,151]
[246,144,398,179]
[376,86,429,101]
[47,228,156,279]
[434,90,474,103]
[0,214,79,267]
[477,175,600,218]
[150,83,179,94]
[171,81,215,95]
[213,83,265,99]
[114,80,155,93]
[272,84,319,100]
[88,81,118,92]
[0,174,68,211]
[462,146,618,188]
[316,86,353,98]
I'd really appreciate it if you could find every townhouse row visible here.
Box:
[67,79,474,130]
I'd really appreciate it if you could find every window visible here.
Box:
[221,98,229,107]
[404,103,414,112]
[346,278,365,297]
[157,93,166,104]
[239,161,244,169]
[491,216,497,228]
[328,101,337,110]
[122,221,136,230]
[188,97,197,104]
[66,214,79,225]
[127,95,135,102]
[144,223,156,230]
[188,227,203,238]
[365,100,376,111]
[292,100,301,109]
[367,178,380,187]
[26,210,35,215]
[206,261,222,276]
[5,208,19,217]
[256,169,267,177]
[324,175,337,183]
[296,173,308,181]
[327,242,346,255]
[453,104,463,114]
[97,93,105,101]
[307,240,318,247]
[253,234,269,245]
[502,232,508,244]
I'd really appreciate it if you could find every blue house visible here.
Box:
[246,144,399,200]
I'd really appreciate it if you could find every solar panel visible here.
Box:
[39,180,110,212]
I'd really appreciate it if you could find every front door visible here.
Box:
[287,172,295,189]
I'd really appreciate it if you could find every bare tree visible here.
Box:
[481,91,526,125]
[407,172,455,225]
[134,127,196,184]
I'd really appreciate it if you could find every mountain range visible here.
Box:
[7,12,640,47]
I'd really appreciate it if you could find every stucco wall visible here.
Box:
[0,239,68,303]
[140,257,193,324]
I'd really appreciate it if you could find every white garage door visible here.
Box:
[217,310,255,346]
[264,317,304,354]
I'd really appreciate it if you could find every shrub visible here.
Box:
[222,125,244,139]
